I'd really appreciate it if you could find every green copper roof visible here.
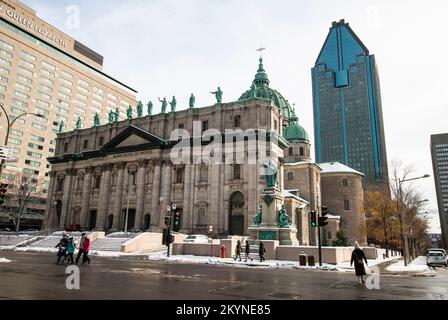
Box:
[283,109,310,143]
[238,58,293,119]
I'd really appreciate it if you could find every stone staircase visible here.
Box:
[90,237,129,252]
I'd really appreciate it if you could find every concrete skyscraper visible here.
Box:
[312,19,388,189]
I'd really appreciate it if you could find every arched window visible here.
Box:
[233,164,241,179]
[289,147,294,156]
[299,147,304,156]
[95,175,101,189]
[176,167,184,183]
[197,208,206,226]
[234,115,241,127]
[199,165,208,182]
[64,142,69,152]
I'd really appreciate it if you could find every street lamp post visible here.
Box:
[396,174,430,266]
[0,103,45,176]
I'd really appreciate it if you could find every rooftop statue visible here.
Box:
[136,101,143,117]
[250,83,257,98]
[159,97,168,113]
[169,96,177,112]
[108,110,114,124]
[93,113,100,127]
[58,120,64,133]
[189,93,195,108]
[75,117,82,130]
[210,87,223,103]
[114,108,119,122]
[126,105,133,120]
[147,101,153,116]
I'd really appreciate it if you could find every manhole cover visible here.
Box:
[268,292,302,299]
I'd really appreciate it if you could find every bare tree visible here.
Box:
[0,172,45,232]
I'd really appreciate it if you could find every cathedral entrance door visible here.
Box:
[122,209,136,231]
[88,210,97,230]
[229,192,245,236]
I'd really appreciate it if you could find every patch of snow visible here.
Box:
[336,256,400,272]
[0,257,11,263]
[386,256,433,273]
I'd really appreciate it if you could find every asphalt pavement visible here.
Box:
[1,251,448,300]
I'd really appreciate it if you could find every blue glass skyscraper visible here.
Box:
[312,19,389,187]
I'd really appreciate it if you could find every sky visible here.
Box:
[22,0,448,232]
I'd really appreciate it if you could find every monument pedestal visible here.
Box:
[248,187,299,245]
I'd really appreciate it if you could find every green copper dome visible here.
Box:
[283,109,310,143]
[238,58,293,119]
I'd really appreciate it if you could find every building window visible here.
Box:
[199,165,208,183]
[287,172,293,181]
[99,137,104,146]
[344,200,350,211]
[274,120,278,131]
[95,175,101,189]
[299,147,304,156]
[202,120,209,132]
[83,140,88,149]
[327,231,332,240]
[176,168,184,183]
[56,179,63,192]
[342,178,348,187]
[234,115,241,127]
[178,123,184,129]
[288,147,293,156]
[233,164,241,179]
[64,143,69,152]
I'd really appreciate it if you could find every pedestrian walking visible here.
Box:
[66,237,76,265]
[350,241,368,284]
[75,232,86,265]
[55,234,68,264]
[259,241,266,262]
[234,240,242,261]
[82,236,91,265]
[244,240,253,262]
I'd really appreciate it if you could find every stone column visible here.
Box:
[60,168,76,228]
[159,160,172,227]
[134,160,148,230]
[112,162,126,229]
[80,167,94,228]
[43,171,57,230]
[96,164,113,230]
[182,164,192,231]
[150,160,162,229]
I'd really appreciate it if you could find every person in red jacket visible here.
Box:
[82,236,91,265]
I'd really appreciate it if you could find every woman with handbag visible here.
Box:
[350,241,368,284]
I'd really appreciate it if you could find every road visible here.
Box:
[0,251,448,300]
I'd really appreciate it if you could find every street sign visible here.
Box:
[0,146,13,161]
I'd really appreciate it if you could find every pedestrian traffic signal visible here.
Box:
[310,210,317,228]
[0,183,8,205]
[173,211,182,232]
[318,206,329,227]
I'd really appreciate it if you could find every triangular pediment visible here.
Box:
[101,125,167,153]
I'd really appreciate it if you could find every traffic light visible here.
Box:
[0,183,8,206]
[310,210,317,228]
[318,206,329,227]
[173,211,182,232]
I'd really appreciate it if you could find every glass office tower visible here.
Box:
[312,19,389,188]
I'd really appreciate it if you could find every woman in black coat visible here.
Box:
[350,241,368,283]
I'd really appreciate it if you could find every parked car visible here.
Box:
[427,248,447,257]
[183,235,211,243]
[427,251,448,267]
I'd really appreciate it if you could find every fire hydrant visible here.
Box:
[220,245,226,258]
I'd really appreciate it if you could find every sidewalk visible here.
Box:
[383,256,436,277]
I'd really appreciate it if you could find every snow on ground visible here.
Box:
[0,258,11,263]
[386,256,434,274]
[146,252,339,271]
[336,255,401,272]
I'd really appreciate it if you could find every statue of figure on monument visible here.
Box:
[253,205,262,226]
[158,97,168,113]
[262,159,278,188]
[169,96,177,112]
[126,105,133,120]
[93,113,100,126]
[189,93,195,108]
[250,83,257,98]
[277,204,292,228]
[210,87,223,103]
[147,101,153,116]
[136,101,143,117]
[108,110,114,124]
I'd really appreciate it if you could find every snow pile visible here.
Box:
[386,256,433,274]
[337,255,400,272]
[0,258,11,263]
